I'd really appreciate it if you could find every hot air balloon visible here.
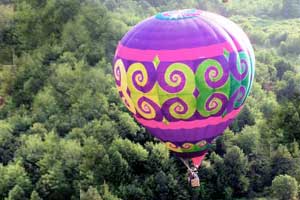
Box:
[113,9,255,186]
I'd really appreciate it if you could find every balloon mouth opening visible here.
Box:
[175,150,209,169]
[172,149,209,158]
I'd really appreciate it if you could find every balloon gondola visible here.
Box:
[113,9,255,187]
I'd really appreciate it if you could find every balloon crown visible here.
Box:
[155,9,202,20]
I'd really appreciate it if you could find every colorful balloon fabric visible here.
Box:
[113,9,255,158]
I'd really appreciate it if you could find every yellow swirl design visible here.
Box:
[165,141,210,153]
[163,63,195,92]
[114,59,136,114]
[165,142,181,152]
[168,96,196,119]
[159,63,196,120]
[127,62,148,90]
[136,98,157,119]
[182,143,193,149]
[126,62,162,120]
[197,140,207,147]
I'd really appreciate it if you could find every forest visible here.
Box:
[0,0,300,199]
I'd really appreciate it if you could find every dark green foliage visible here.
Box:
[248,154,272,193]
[282,0,300,18]
[223,147,249,196]
[274,59,295,80]
[230,105,255,132]
[0,121,17,164]
[270,103,300,143]
[279,36,300,55]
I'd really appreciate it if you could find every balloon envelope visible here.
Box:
[113,9,255,158]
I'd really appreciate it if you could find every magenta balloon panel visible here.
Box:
[113,9,255,158]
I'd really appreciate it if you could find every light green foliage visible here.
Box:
[32,87,60,122]
[80,187,103,200]
[232,125,260,155]
[0,162,31,199]
[271,174,298,200]
[280,35,300,55]
[0,4,13,30]
[15,132,82,199]
[0,4,14,64]
[145,142,170,169]
[5,185,25,200]
[14,0,81,49]
[225,0,282,17]
[30,191,42,200]
[109,138,148,166]
[116,113,140,138]
[259,93,280,119]
[271,102,300,143]
[290,141,300,158]
[101,184,120,200]
[79,137,109,190]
